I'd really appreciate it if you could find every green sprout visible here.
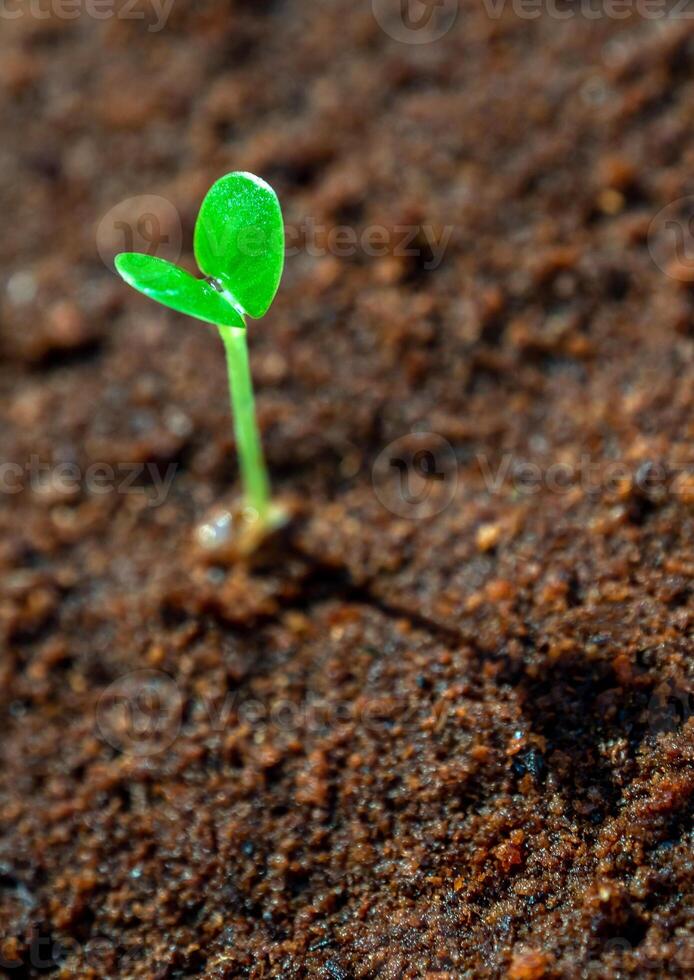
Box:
[114,172,285,541]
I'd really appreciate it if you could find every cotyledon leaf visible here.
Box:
[114,254,245,329]
[194,172,285,320]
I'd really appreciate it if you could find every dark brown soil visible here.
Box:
[0,3,692,978]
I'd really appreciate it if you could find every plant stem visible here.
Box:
[218,323,271,522]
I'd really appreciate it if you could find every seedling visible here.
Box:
[115,172,285,544]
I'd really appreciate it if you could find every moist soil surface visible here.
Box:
[0,3,692,978]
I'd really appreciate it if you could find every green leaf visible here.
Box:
[194,172,285,319]
[114,254,245,329]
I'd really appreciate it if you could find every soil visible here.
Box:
[0,2,692,978]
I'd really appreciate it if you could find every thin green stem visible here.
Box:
[218,323,271,522]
